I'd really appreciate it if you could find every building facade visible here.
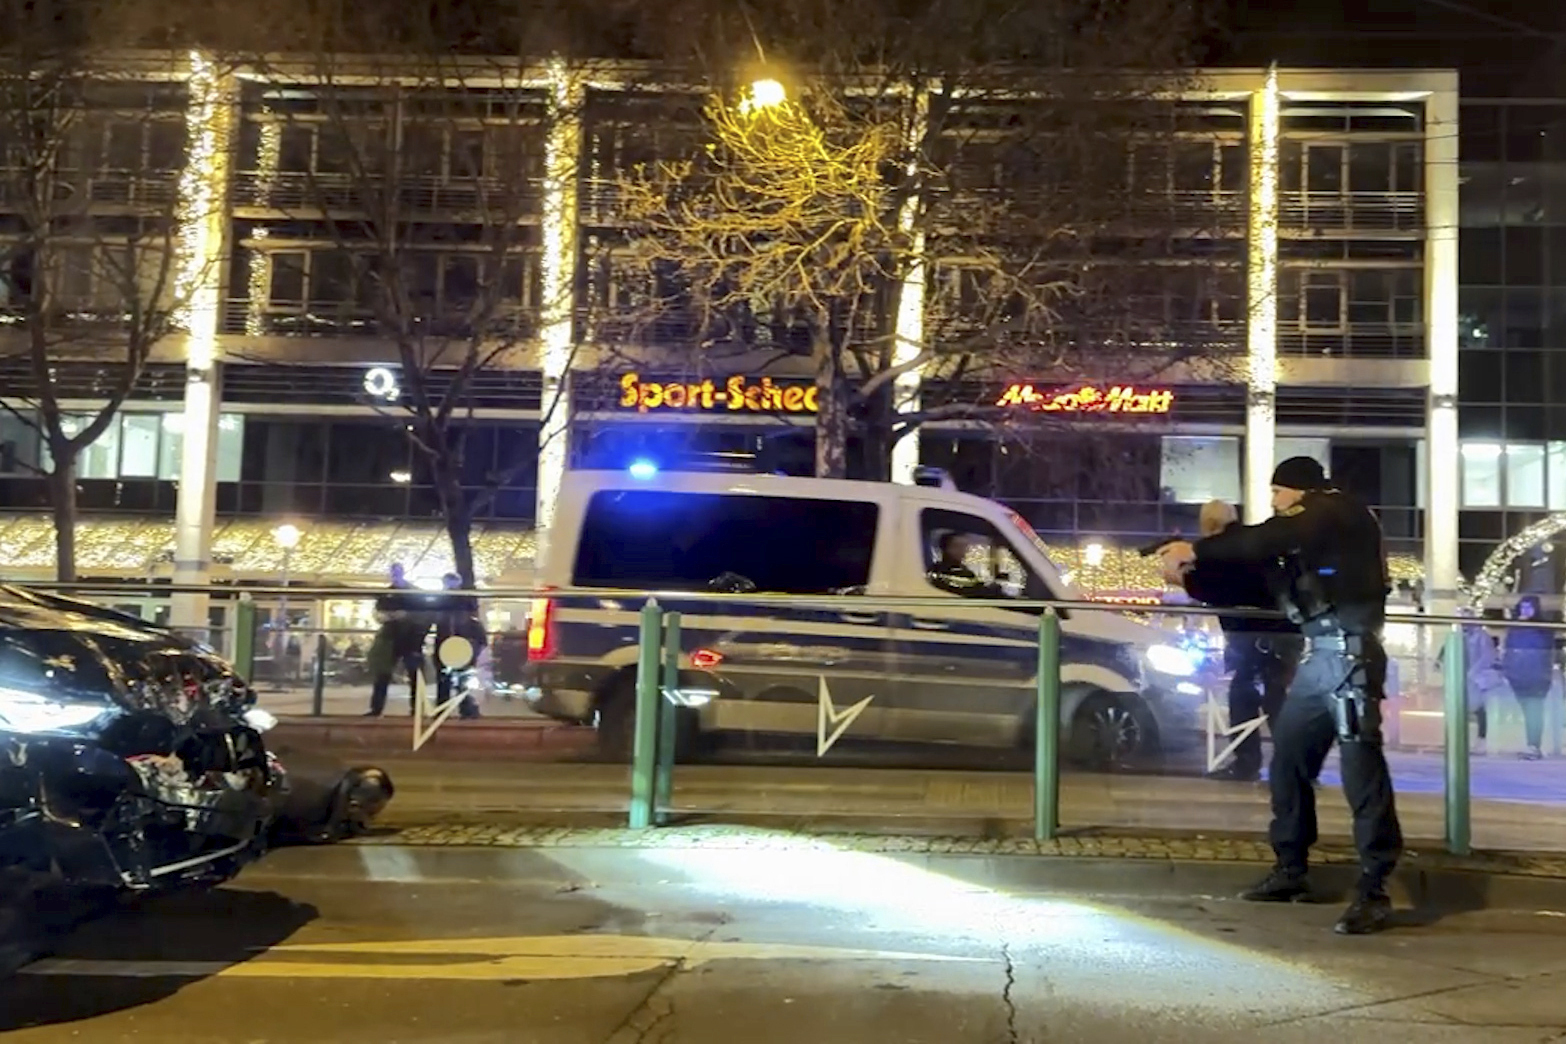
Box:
[0,58,1460,619]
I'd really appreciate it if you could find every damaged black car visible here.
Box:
[0,585,393,898]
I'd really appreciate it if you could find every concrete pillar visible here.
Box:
[535,59,584,559]
[170,53,237,634]
[1424,81,1461,614]
[1243,66,1280,524]
[889,86,931,485]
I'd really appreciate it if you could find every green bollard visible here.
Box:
[233,599,257,684]
[628,599,663,830]
[654,612,682,826]
[1034,606,1062,841]
[1441,625,1470,856]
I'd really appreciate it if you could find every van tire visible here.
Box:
[595,676,702,763]
[1066,692,1158,771]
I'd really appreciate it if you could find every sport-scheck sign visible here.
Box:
[995,383,1175,414]
[618,373,818,414]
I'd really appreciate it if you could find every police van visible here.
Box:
[519,468,1206,766]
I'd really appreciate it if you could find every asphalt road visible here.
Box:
[4,845,1566,1043]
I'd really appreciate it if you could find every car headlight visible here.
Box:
[1146,643,1198,678]
[0,685,109,733]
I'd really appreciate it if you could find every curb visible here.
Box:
[271,718,594,756]
[349,824,1566,914]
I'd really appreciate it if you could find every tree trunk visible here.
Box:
[436,471,477,589]
[48,458,78,583]
[813,341,848,479]
[857,383,895,482]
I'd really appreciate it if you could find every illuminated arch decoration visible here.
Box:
[1467,513,1566,611]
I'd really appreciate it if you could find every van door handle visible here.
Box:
[911,618,947,630]
[840,612,880,625]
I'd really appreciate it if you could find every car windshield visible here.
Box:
[1004,510,1083,599]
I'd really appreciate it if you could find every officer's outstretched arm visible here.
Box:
[1193,505,1310,565]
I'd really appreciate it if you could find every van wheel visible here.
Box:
[1068,692,1157,771]
[595,678,702,763]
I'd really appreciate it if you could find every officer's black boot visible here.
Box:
[1334,891,1392,935]
[1239,867,1313,903]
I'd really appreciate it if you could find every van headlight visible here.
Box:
[0,686,109,734]
[1146,644,1198,678]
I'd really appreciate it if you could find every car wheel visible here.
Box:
[595,676,702,763]
[1068,692,1157,771]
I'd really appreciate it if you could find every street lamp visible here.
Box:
[1084,541,1106,568]
[272,523,302,682]
[739,78,787,115]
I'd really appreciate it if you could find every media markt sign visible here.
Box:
[618,373,819,414]
[996,383,1174,414]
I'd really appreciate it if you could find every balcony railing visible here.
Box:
[220,299,539,340]
[1277,322,1426,359]
[1279,191,1424,233]
[928,188,1247,234]
[0,171,179,211]
[231,171,542,218]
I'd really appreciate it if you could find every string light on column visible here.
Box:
[1467,516,1566,611]
[173,49,226,350]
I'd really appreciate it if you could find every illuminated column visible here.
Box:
[889,85,931,485]
[1424,83,1461,613]
[535,59,583,558]
[171,52,237,634]
[1243,66,1280,524]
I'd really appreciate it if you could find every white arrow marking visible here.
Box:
[817,676,873,757]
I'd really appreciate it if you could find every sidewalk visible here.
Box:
[336,755,1566,855]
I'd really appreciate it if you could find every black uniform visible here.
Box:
[1194,488,1403,905]
[1181,527,1301,780]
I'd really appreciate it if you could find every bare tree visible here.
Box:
[236,15,578,586]
[0,4,208,581]
[590,0,1235,482]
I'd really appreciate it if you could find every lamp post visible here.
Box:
[272,523,301,683]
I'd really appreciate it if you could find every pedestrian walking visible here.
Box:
[1502,595,1554,761]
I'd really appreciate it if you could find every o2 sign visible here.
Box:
[364,366,400,401]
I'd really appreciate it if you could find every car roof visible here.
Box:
[561,469,1009,516]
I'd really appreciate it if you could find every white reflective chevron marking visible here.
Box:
[817,676,874,757]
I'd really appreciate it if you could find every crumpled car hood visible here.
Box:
[0,585,251,726]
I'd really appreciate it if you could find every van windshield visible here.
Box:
[1005,510,1083,599]
[573,489,880,594]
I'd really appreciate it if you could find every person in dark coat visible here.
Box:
[1181,500,1302,782]
[1502,595,1555,760]
[434,573,487,720]
[365,564,436,717]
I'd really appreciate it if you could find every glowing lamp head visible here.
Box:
[628,460,659,480]
[272,523,302,550]
[739,78,787,115]
[1083,542,1106,568]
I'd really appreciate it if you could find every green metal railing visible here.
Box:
[7,577,1557,855]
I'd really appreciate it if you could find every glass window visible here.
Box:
[1218,143,1245,192]
[1305,145,1343,192]
[46,414,120,479]
[451,130,485,178]
[573,490,879,594]
[920,508,1050,604]
[1171,142,1214,192]
[1461,227,1503,285]
[1276,438,1331,473]
[1461,105,1503,163]
[1460,442,1503,508]
[119,414,160,477]
[1159,436,1240,505]
[146,121,185,172]
[1460,163,1504,227]
[157,413,244,482]
[309,251,354,304]
[1303,272,1343,327]
[0,411,38,475]
[1548,442,1566,511]
[1507,443,1546,508]
[105,122,142,169]
[1506,226,1545,283]
[1348,142,1391,193]
[278,126,313,172]
[268,252,306,305]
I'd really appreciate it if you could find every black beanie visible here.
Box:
[1271,455,1327,491]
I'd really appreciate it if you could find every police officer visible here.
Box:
[1182,500,1301,783]
[1158,456,1403,935]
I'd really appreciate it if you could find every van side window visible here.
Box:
[920,508,1044,605]
[574,490,879,594]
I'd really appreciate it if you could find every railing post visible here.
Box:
[628,598,663,830]
[311,633,328,716]
[232,598,257,684]
[1441,624,1471,855]
[654,612,682,826]
[1034,606,1062,841]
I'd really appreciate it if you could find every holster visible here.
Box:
[1329,649,1383,744]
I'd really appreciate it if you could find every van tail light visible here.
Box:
[689,648,724,670]
[526,597,556,660]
